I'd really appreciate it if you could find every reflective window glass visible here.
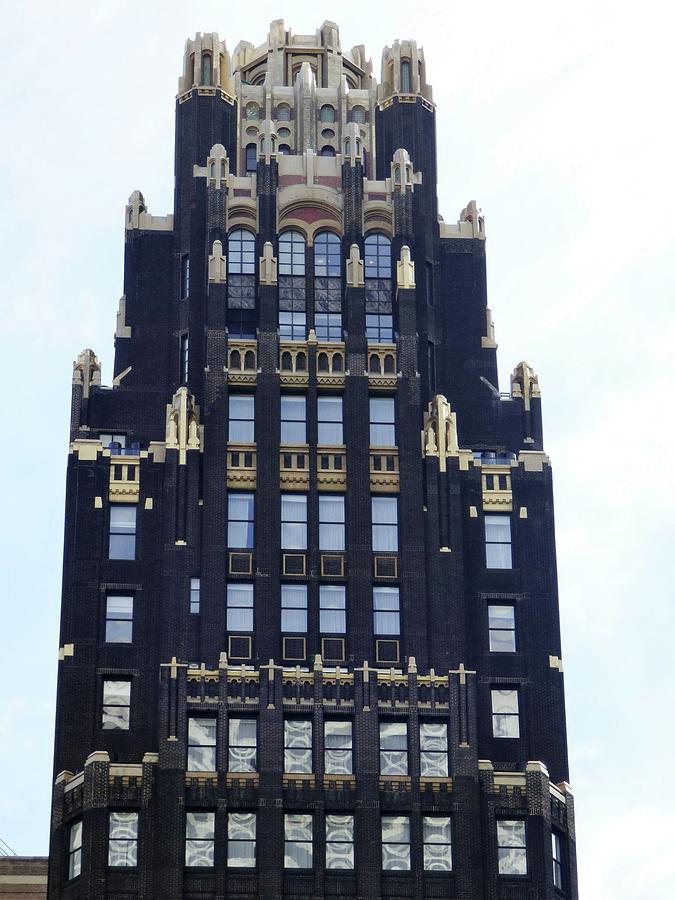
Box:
[326,815,354,869]
[381,815,410,870]
[108,812,139,868]
[284,719,312,773]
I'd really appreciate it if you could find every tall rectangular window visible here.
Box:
[284,719,312,773]
[488,604,516,652]
[491,688,520,738]
[419,722,448,777]
[180,254,190,298]
[281,584,308,632]
[105,595,133,643]
[228,395,255,443]
[108,505,136,560]
[379,721,408,775]
[371,496,398,551]
[281,494,307,549]
[228,812,256,868]
[185,812,215,867]
[324,721,352,774]
[190,577,200,614]
[423,816,452,871]
[280,395,306,443]
[187,717,217,771]
[373,586,400,635]
[317,396,343,444]
[102,680,131,730]
[369,397,396,446]
[108,812,139,868]
[68,821,82,880]
[228,492,254,549]
[319,495,345,551]
[326,815,354,869]
[381,816,410,870]
[180,333,189,383]
[319,585,346,633]
[497,820,527,875]
[227,583,254,631]
[552,831,564,889]
[485,514,512,569]
[284,814,313,869]
[228,719,257,772]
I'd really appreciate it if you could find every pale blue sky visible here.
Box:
[1,2,674,896]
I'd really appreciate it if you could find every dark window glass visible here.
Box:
[320,105,335,122]
[350,105,366,124]
[320,145,336,156]
[201,53,212,86]
[552,831,564,889]
[314,231,342,340]
[400,59,411,92]
[364,234,393,342]
[276,104,291,121]
[245,143,257,172]
[279,231,307,339]
[278,144,291,155]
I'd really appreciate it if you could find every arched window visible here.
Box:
[401,59,411,93]
[320,146,336,157]
[350,106,366,124]
[188,54,195,87]
[210,162,216,178]
[344,138,351,156]
[320,105,335,123]
[278,144,291,155]
[227,230,256,338]
[201,53,212,86]
[394,166,401,186]
[245,144,257,173]
[220,159,226,178]
[276,104,291,121]
[314,231,342,342]
[245,102,260,120]
[278,231,307,340]
[364,233,393,343]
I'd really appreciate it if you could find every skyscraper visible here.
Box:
[49,19,578,899]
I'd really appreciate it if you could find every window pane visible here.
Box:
[325,720,352,747]
[228,812,256,867]
[381,816,410,870]
[326,814,354,869]
[320,585,346,633]
[486,543,513,569]
[491,689,519,715]
[498,846,527,875]
[497,820,526,847]
[285,719,312,747]
[489,629,516,652]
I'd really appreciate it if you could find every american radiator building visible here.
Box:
[49,19,579,900]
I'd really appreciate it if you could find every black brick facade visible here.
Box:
[48,22,578,900]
